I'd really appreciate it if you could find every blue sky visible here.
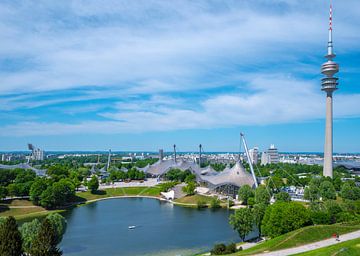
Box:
[0,0,359,152]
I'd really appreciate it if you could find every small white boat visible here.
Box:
[128,225,136,229]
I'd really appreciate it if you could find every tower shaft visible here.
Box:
[323,92,333,178]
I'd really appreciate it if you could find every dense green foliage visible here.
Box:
[182,181,196,196]
[109,168,146,182]
[40,179,75,209]
[20,218,41,253]
[261,202,311,238]
[29,178,48,204]
[255,185,271,205]
[87,176,99,193]
[252,203,267,236]
[29,219,62,256]
[0,216,23,256]
[210,243,238,255]
[165,168,195,182]
[229,207,254,241]
[319,180,336,200]
[46,213,67,244]
[238,184,254,205]
[275,191,291,202]
[158,181,178,192]
[341,182,360,200]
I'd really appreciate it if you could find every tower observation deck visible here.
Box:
[322,3,339,178]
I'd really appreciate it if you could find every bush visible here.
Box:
[197,199,207,209]
[211,243,226,255]
[210,243,238,255]
[226,242,237,253]
[182,181,196,196]
[158,181,178,192]
[247,197,255,206]
[210,197,221,209]
[310,210,331,225]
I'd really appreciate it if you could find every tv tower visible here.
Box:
[321,3,339,178]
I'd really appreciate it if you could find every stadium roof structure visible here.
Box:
[200,161,255,189]
[0,163,46,176]
[144,159,201,176]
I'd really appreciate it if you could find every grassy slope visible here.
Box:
[233,223,360,255]
[294,237,360,256]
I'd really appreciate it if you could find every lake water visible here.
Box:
[60,198,257,256]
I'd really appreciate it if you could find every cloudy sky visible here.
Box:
[0,0,359,152]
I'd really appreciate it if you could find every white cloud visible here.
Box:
[1,75,360,136]
[0,1,359,137]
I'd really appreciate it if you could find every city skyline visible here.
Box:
[1,0,360,152]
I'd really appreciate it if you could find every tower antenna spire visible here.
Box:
[327,2,334,58]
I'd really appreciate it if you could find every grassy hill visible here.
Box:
[294,237,360,256]
[232,223,360,255]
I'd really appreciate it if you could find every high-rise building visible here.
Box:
[261,152,269,165]
[321,4,339,178]
[28,144,45,161]
[159,149,164,161]
[261,144,279,165]
[248,147,259,165]
[268,144,279,164]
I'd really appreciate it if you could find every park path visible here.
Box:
[256,229,360,256]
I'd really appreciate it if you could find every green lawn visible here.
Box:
[0,206,47,218]
[75,186,161,202]
[174,194,225,207]
[294,237,360,256]
[0,199,35,207]
[233,223,360,255]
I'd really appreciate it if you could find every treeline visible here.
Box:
[0,213,66,255]
[0,166,89,209]
[108,168,146,182]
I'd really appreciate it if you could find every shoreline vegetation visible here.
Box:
[0,186,227,221]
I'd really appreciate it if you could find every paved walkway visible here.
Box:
[257,229,360,256]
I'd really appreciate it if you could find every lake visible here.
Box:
[60,198,257,256]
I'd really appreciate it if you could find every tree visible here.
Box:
[255,185,271,205]
[275,192,291,202]
[30,178,48,205]
[88,176,99,193]
[182,182,196,196]
[20,218,41,253]
[0,186,7,200]
[341,183,360,200]
[229,208,254,241]
[0,216,23,256]
[261,202,311,238]
[40,186,56,209]
[39,179,75,209]
[29,219,62,256]
[238,185,254,205]
[252,203,267,237]
[304,178,321,202]
[319,181,336,200]
[324,200,343,224]
[46,213,67,244]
